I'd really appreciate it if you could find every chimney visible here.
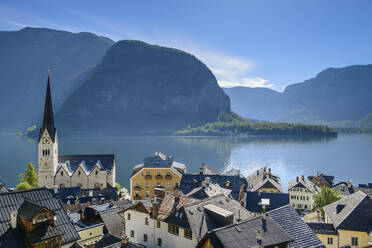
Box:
[78,208,84,220]
[237,209,241,222]
[89,190,93,197]
[301,175,305,181]
[347,180,352,188]
[257,170,259,176]
[109,201,114,208]
[151,202,159,218]
[268,168,271,173]
[263,167,266,172]
[174,193,180,204]
[10,210,17,229]
[296,176,299,182]
[121,232,129,244]
[256,228,262,247]
[53,186,58,194]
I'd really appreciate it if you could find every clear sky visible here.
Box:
[1,0,371,91]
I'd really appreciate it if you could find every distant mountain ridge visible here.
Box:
[0,27,114,130]
[56,40,230,133]
[224,64,372,127]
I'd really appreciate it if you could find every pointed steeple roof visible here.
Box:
[39,72,56,142]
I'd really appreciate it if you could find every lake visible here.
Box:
[0,133,371,191]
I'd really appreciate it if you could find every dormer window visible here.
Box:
[226,180,231,187]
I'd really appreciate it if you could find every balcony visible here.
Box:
[156,175,163,179]
[134,186,141,190]
[145,175,152,179]
[165,175,173,179]
[173,185,180,190]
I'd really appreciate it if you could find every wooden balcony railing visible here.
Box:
[156,175,163,179]
[134,186,141,190]
[165,175,173,179]
[145,175,152,179]
[133,196,142,200]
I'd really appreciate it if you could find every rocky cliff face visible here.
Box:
[56,40,230,133]
[0,27,114,130]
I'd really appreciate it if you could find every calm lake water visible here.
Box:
[0,133,371,191]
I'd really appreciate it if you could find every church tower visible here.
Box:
[38,72,58,188]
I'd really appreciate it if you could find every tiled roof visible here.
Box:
[0,188,80,247]
[0,182,8,194]
[18,199,52,222]
[198,165,218,175]
[323,191,372,232]
[157,193,198,221]
[72,234,145,248]
[332,182,372,199]
[202,215,293,248]
[288,175,319,193]
[308,174,335,186]
[132,152,186,174]
[221,168,245,178]
[186,182,232,200]
[182,194,252,239]
[307,223,337,235]
[267,205,323,248]
[244,192,289,213]
[180,174,243,200]
[247,168,283,192]
[57,154,115,176]
[99,209,124,238]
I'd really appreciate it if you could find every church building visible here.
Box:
[38,73,116,189]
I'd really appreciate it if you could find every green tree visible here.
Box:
[314,187,341,218]
[19,162,38,188]
[16,182,32,190]
[115,182,121,191]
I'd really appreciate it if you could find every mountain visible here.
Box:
[0,27,114,130]
[224,65,372,126]
[56,40,230,133]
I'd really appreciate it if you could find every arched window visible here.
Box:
[61,171,63,176]
[94,183,100,189]
[95,170,98,175]
[78,171,81,176]
[77,183,83,188]
[59,184,65,188]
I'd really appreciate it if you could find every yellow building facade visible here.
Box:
[130,152,186,200]
[314,230,370,248]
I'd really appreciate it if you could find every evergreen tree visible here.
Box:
[19,162,38,188]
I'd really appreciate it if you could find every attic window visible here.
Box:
[95,170,98,175]
[219,200,224,205]
[189,209,194,215]
[226,198,230,203]
[225,180,230,187]
[192,179,197,185]
[78,171,81,176]
[197,207,202,212]
[235,226,242,232]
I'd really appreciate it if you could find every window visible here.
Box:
[146,191,150,199]
[168,223,179,235]
[157,171,161,176]
[135,182,140,187]
[59,184,65,188]
[145,217,149,225]
[327,237,333,245]
[127,213,131,220]
[146,171,150,175]
[156,220,161,228]
[351,237,358,246]
[130,230,134,238]
[144,234,148,242]
[175,183,179,188]
[94,183,100,189]
[146,182,150,188]
[78,171,81,176]
[95,170,98,175]
[184,229,192,239]
[167,182,171,188]
[61,171,63,176]
[157,238,162,247]
[166,171,171,176]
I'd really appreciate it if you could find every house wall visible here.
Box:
[316,234,339,248]
[154,219,197,248]
[125,209,156,247]
[130,168,182,200]
[87,167,108,189]
[54,166,71,187]
[200,238,213,248]
[338,230,369,247]
[288,186,315,210]
[70,166,89,188]
[77,224,104,246]
[258,187,280,193]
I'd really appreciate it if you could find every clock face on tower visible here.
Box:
[43,138,49,144]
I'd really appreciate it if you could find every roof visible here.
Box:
[57,154,115,176]
[267,205,324,248]
[202,215,293,248]
[99,208,124,238]
[221,168,245,178]
[244,191,289,213]
[38,74,56,143]
[71,234,145,248]
[180,174,243,200]
[247,168,283,193]
[186,181,232,200]
[182,194,252,239]
[0,182,8,194]
[323,191,372,232]
[0,188,80,246]
[288,175,319,193]
[332,182,372,199]
[307,223,338,235]
[132,152,186,174]
[198,165,218,175]
[18,199,53,222]
[157,193,199,221]
[24,224,64,243]
[308,173,335,187]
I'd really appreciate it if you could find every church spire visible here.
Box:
[39,71,56,142]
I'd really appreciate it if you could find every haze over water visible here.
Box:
[1,133,371,191]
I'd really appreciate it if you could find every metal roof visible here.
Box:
[244,191,289,213]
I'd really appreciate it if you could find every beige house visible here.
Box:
[247,167,283,193]
[288,175,320,211]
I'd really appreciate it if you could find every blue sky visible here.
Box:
[1,0,371,91]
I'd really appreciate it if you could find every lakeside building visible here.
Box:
[130,152,186,201]
[308,191,372,248]
[0,188,80,247]
[38,73,116,189]
[308,172,335,188]
[119,192,252,248]
[332,181,372,199]
[247,167,283,193]
[198,205,324,248]
[288,175,320,211]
